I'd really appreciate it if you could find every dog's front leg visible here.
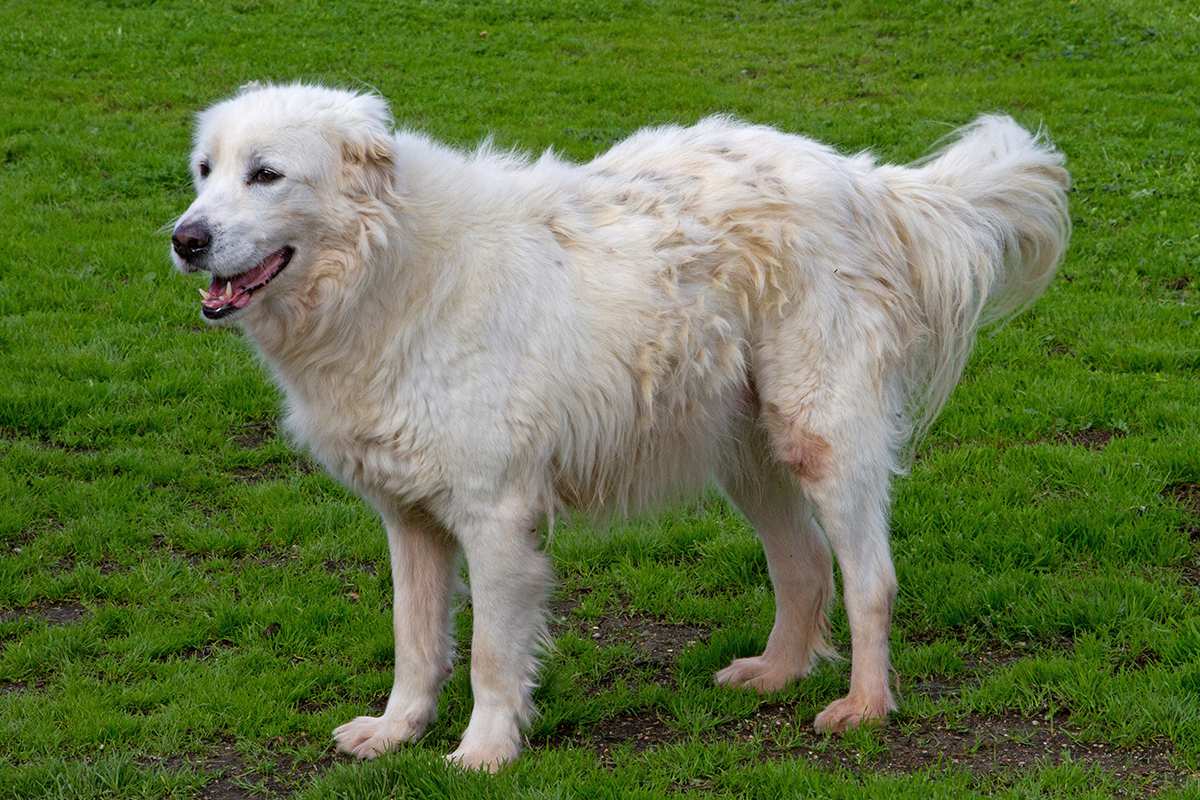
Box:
[446,498,553,772]
[334,509,459,759]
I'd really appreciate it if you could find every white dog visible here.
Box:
[171,83,1069,770]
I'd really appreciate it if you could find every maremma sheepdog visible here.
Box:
[170,83,1069,770]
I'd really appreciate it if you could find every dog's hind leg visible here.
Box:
[805,437,898,733]
[756,341,900,733]
[334,506,459,759]
[716,434,835,692]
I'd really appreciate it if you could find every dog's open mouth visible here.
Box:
[199,247,294,319]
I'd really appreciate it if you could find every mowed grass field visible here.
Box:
[1,0,1199,797]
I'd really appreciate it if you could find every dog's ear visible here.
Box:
[336,93,397,200]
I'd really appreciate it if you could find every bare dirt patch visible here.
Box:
[229,457,317,483]
[6,516,63,552]
[140,742,263,800]
[230,463,282,484]
[922,427,1127,461]
[0,601,85,625]
[152,534,206,566]
[1182,559,1200,589]
[54,556,119,575]
[229,420,319,477]
[537,703,682,760]
[548,593,586,622]
[1162,484,1200,588]
[0,426,99,454]
[576,613,707,672]
[1163,482,1200,517]
[232,419,276,449]
[919,713,1162,779]
[138,736,332,799]
[588,709,681,756]
[322,558,379,576]
[2,676,47,692]
[1053,427,1125,450]
[293,455,319,475]
[252,544,301,568]
[551,700,1180,791]
[1043,339,1074,357]
[547,631,1181,788]
[150,538,300,570]
[268,739,338,793]
[147,635,237,663]
[551,593,708,687]
[294,696,337,714]
[546,602,1176,789]
[725,707,1179,793]
[903,637,1073,700]
[182,639,236,662]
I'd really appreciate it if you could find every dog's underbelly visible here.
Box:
[550,379,751,518]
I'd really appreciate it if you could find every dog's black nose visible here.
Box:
[172,221,211,260]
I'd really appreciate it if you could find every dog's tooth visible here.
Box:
[224,281,232,299]
[198,288,208,299]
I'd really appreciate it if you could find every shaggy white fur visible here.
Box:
[171,83,1070,770]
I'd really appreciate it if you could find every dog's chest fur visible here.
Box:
[277,365,448,508]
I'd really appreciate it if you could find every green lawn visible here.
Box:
[2,1,1199,797]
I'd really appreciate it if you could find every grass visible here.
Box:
[1,0,1199,796]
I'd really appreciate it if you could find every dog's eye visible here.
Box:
[198,161,210,178]
[249,167,283,185]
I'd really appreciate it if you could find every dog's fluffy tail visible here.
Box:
[882,114,1071,441]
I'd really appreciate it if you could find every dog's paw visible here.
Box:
[445,739,520,773]
[714,656,799,693]
[813,692,894,734]
[333,713,429,760]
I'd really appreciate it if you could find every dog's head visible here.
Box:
[170,83,397,325]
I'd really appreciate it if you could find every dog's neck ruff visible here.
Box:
[241,205,415,389]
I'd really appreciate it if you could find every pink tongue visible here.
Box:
[202,251,285,309]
